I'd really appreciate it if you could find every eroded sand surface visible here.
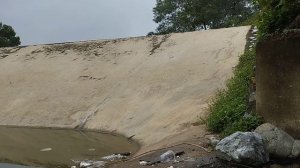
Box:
[0,26,250,148]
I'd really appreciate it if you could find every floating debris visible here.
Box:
[40,148,52,152]
[80,161,91,167]
[101,152,131,161]
[79,160,106,168]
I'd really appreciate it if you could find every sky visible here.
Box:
[0,0,157,45]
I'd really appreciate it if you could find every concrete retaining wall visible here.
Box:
[256,32,300,138]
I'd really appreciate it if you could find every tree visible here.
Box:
[153,0,256,34]
[0,22,21,47]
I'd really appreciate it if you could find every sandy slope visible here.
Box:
[0,26,250,148]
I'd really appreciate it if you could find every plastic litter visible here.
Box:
[101,153,130,161]
[139,160,148,166]
[160,150,175,163]
[209,136,220,146]
[40,148,52,152]
[79,160,105,168]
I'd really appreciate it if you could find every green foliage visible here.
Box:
[207,49,262,136]
[0,22,21,47]
[254,0,300,39]
[223,115,262,136]
[239,13,260,26]
[153,0,256,34]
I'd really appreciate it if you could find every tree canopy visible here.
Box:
[152,0,256,34]
[0,22,21,47]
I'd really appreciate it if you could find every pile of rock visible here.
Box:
[255,123,300,159]
[215,123,300,167]
[249,26,258,51]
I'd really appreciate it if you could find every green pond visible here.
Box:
[0,127,139,167]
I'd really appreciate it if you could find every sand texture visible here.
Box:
[0,26,250,147]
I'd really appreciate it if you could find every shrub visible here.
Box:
[254,0,300,39]
[207,49,262,136]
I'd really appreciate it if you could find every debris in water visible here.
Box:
[40,148,52,152]
[79,160,106,168]
[80,161,91,167]
[101,152,131,161]
[71,160,81,164]
[88,148,96,151]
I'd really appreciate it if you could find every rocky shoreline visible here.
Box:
[105,123,299,168]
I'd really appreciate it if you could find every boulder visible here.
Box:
[216,132,269,166]
[255,123,300,158]
[292,140,300,158]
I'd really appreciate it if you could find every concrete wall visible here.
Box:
[256,32,300,138]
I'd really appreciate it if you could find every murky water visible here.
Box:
[0,127,139,167]
[0,163,33,168]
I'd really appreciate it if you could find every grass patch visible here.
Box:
[207,49,262,137]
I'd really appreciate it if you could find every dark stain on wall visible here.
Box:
[256,32,300,138]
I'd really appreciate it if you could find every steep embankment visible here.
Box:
[0,26,250,148]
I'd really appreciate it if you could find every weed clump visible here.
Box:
[207,49,262,136]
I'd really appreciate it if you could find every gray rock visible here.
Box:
[216,132,269,166]
[291,140,300,158]
[255,123,299,158]
[243,112,252,119]
[209,136,220,147]
[248,92,256,103]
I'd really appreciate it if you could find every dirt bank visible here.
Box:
[0,26,250,151]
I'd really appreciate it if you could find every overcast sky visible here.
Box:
[0,0,157,45]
